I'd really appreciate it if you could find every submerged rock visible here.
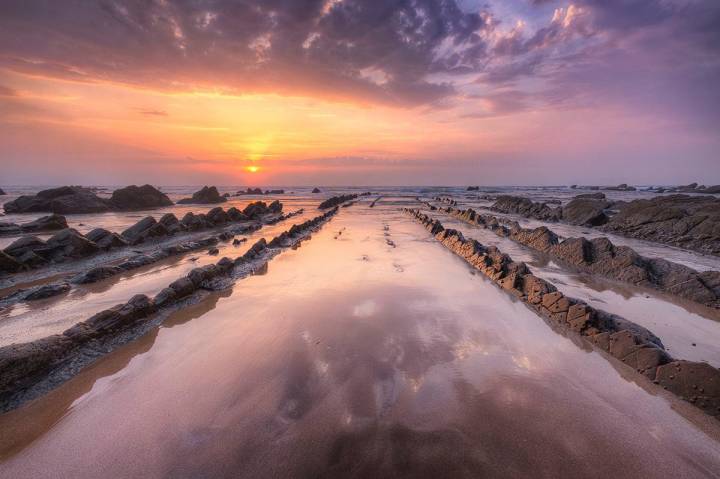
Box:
[178,186,227,204]
[24,282,71,300]
[109,184,173,210]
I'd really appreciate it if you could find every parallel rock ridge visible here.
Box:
[0,201,285,274]
[491,194,720,256]
[0,207,339,411]
[318,194,358,209]
[441,205,720,309]
[405,208,720,419]
[3,185,172,214]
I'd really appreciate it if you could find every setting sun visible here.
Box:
[246,165,260,173]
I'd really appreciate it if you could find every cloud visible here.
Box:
[0,0,493,107]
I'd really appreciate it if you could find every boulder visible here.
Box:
[243,201,269,219]
[177,186,226,204]
[268,200,283,214]
[109,184,173,210]
[3,235,47,258]
[0,251,23,273]
[3,186,110,214]
[491,196,561,221]
[226,207,248,222]
[20,214,68,233]
[44,228,100,259]
[121,217,168,245]
[0,188,5,195]
[158,213,185,234]
[561,197,611,226]
[181,212,209,231]
[85,228,128,249]
[206,207,229,225]
[312,187,321,193]
[466,186,480,191]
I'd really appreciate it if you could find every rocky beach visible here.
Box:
[0,184,719,478]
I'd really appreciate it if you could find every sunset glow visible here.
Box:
[1,1,718,185]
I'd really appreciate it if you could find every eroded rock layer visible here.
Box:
[0,201,284,274]
[440,206,720,309]
[405,208,720,419]
[0,207,339,411]
[491,194,720,256]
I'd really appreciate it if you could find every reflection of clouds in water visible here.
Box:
[512,355,533,371]
[352,299,377,318]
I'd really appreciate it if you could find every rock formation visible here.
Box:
[318,194,358,209]
[177,186,227,204]
[108,184,172,210]
[3,186,111,214]
[442,206,720,308]
[406,208,720,419]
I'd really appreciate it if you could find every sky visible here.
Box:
[0,0,719,186]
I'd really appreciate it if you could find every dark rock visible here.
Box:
[491,196,561,221]
[208,247,219,255]
[44,229,100,259]
[109,184,172,210]
[85,228,128,249]
[206,207,229,225]
[24,282,71,300]
[226,207,248,222]
[602,195,720,256]
[656,361,720,416]
[312,187,321,193]
[573,192,606,200]
[20,214,68,233]
[4,235,47,258]
[3,186,110,214]
[0,335,75,397]
[0,251,23,273]
[466,186,479,191]
[268,200,283,214]
[158,213,185,234]
[561,197,611,226]
[243,201,269,219]
[266,189,284,194]
[237,188,263,195]
[0,188,5,195]
[121,217,167,245]
[72,265,124,284]
[180,212,208,231]
[80,294,155,335]
[153,287,177,307]
[169,277,196,298]
[318,194,358,209]
[178,186,226,204]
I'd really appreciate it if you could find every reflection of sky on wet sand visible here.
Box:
[1,201,719,478]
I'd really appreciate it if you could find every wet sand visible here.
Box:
[1,199,719,478]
